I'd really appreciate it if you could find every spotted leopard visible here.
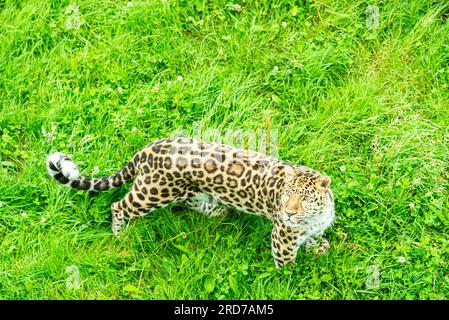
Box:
[47,137,335,268]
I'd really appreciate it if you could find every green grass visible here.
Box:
[1,0,448,299]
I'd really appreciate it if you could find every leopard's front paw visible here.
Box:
[315,239,330,255]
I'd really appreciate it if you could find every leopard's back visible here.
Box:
[138,137,289,218]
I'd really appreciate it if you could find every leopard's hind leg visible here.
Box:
[111,176,188,236]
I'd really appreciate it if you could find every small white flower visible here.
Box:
[131,127,137,133]
[92,166,99,175]
[282,21,287,27]
[398,256,406,264]
[136,108,142,115]
[235,4,242,12]
[218,48,224,55]
[177,75,184,81]
[152,85,159,93]
[40,217,46,224]
[127,1,133,6]
[117,87,124,93]
[21,212,27,217]
[273,66,279,72]
[339,166,346,172]
[408,203,415,209]
[106,87,113,92]
[64,5,82,30]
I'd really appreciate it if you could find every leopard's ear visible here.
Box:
[284,166,296,182]
[316,175,331,192]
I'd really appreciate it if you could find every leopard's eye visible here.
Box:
[303,195,313,201]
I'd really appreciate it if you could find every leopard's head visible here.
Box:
[280,166,334,227]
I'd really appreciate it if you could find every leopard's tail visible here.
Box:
[46,152,139,191]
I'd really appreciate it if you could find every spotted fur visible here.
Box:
[47,137,335,268]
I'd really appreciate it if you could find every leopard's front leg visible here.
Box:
[271,222,306,269]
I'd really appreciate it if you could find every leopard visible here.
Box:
[47,137,335,268]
